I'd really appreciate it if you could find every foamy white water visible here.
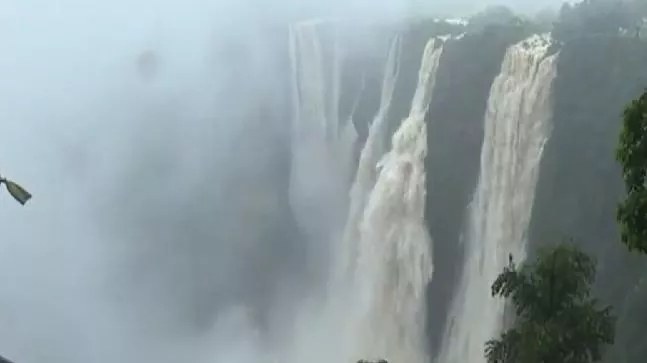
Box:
[281,24,401,363]
[349,38,442,363]
[438,34,558,363]
[283,33,442,363]
[288,21,358,267]
[337,34,402,290]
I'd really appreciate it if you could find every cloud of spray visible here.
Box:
[0,0,568,363]
[0,1,311,363]
[0,0,443,360]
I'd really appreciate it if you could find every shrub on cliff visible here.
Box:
[485,244,616,363]
[616,89,647,253]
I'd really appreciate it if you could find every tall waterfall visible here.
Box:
[286,25,442,363]
[288,20,358,277]
[345,38,442,363]
[438,34,558,363]
[336,34,402,290]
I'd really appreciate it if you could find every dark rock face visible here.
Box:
[528,36,647,362]
[104,17,647,362]
[263,23,647,363]
[366,23,647,361]
[418,32,647,362]
[529,36,647,299]
[423,28,524,356]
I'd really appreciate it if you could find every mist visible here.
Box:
[0,0,569,363]
[0,1,297,363]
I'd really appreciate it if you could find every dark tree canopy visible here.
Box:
[552,0,645,41]
[467,5,522,32]
[485,244,616,363]
[616,89,647,253]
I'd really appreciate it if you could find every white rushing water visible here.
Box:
[288,21,358,275]
[336,34,402,291]
[286,26,443,363]
[438,34,559,363]
[346,37,442,363]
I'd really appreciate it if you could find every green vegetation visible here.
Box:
[552,0,646,41]
[466,5,522,32]
[482,80,647,363]
[616,89,647,254]
[485,244,616,363]
[416,2,647,362]
[0,176,31,205]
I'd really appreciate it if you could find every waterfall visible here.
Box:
[347,37,442,363]
[288,20,358,278]
[438,34,559,363]
[285,30,442,363]
[336,34,402,290]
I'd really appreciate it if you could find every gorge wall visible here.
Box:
[280,10,647,363]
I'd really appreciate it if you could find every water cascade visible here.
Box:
[438,34,559,363]
[288,20,358,278]
[346,37,444,363]
[286,26,445,363]
[337,34,402,291]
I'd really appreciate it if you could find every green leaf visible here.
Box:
[616,88,647,253]
[3,179,32,205]
[485,243,615,363]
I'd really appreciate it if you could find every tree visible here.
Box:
[0,175,31,205]
[552,0,639,40]
[485,244,616,363]
[616,89,647,253]
[467,5,521,32]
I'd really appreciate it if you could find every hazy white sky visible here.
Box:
[427,0,565,16]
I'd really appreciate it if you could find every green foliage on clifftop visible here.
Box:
[485,244,616,363]
[616,89,647,254]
